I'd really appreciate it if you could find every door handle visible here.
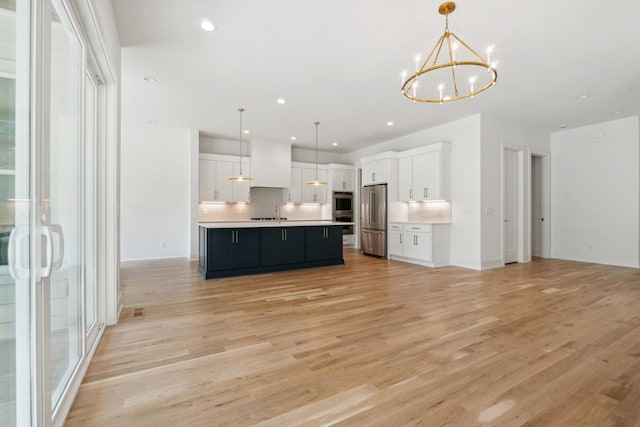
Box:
[50,224,65,271]
[8,225,29,280]
[41,225,54,278]
[400,234,402,244]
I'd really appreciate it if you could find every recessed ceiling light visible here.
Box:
[277,98,286,104]
[387,121,394,126]
[200,19,215,32]
[143,76,157,83]
[559,124,568,129]
[290,136,297,141]
[243,130,250,134]
[613,110,623,115]
[576,93,590,100]
[147,120,157,125]
[332,142,338,146]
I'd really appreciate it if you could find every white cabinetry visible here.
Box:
[389,222,450,267]
[199,154,251,203]
[286,162,327,204]
[362,158,389,185]
[329,167,355,192]
[398,142,451,201]
[389,223,404,256]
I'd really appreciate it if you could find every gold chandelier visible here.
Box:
[228,107,252,181]
[401,2,497,103]
[306,121,327,186]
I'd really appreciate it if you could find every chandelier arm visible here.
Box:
[421,33,445,72]
[445,35,459,97]
[432,33,448,67]
[450,33,489,64]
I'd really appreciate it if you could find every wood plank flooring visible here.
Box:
[66,250,640,426]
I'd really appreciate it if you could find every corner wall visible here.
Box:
[120,124,191,260]
[348,114,483,270]
[480,114,550,269]
[550,116,639,268]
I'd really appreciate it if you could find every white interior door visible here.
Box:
[503,149,518,263]
[531,155,543,257]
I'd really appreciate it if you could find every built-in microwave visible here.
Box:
[333,191,353,215]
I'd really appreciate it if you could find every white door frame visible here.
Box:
[530,151,551,259]
[501,144,528,264]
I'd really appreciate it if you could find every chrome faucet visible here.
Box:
[276,204,281,222]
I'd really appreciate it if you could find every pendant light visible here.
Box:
[228,107,252,181]
[306,121,327,186]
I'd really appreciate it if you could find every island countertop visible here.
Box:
[198,220,353,228]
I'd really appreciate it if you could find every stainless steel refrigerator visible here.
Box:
[361,184,387,257]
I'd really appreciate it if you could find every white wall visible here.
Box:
[349,114,483,269]
[550,116,639,268]
[120,124,191,260]
[480,114,550,269]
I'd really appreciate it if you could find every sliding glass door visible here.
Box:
[0,0,103,425]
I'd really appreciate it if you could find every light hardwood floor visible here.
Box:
[66,250,640,426]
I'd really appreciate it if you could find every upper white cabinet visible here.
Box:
[361,152,398,186]
[362,158,388,185]
[199,154,251,203]
[329,166,355,192]
[398,142,451,201]
[286,162,327,204]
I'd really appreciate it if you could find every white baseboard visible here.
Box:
[120,251,190,262]
[550,252,640,269]
[481,258,504,270]
[450,258,482,270]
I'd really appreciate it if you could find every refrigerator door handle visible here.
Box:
[370,192,375,224]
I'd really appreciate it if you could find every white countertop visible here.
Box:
[199,220,353,228]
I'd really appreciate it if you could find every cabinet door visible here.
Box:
[362,159,388,185]
[199,159,217,201]
[333,169,354,191]
[402,231,431,261]
[208,228,235,270]
[422,151,441,200]
[283,227,306,263]
[306,226,342,261]
[215,160,234,202]
[302,168,326,203]
[288,167,303,203]
[398,157,413,201]
[234,228,260,268]
[389,229,403,256]
[231,160,251,202]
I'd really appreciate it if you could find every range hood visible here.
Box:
[250,138,292,188]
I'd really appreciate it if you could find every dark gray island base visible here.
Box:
[198,223,345,279]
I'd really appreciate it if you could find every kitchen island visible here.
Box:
[198,221,351,279]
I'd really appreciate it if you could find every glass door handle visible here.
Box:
[41,225,54,278]
[8,225,29,280]
[50,224,65,271]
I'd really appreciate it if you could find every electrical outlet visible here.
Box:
[161,241,167,248]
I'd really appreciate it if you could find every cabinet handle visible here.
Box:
[236,230,239,243]
[400,234,402,244]
[285,229,287,240]
[214,190,218,200]
[372,172,376,181]
[425,187,428,198]
[414,235,417,245]
[288,192,291,202]
[342,181,346,190]
[313,194,317,202]
[409,188,412,200]
[281,229,284,240]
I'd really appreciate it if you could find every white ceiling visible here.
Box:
[112,0,640,153]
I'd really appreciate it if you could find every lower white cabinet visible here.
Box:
[389,222,450,267]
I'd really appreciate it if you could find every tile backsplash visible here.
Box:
[407,201,451,223]
[199,187,329,221]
